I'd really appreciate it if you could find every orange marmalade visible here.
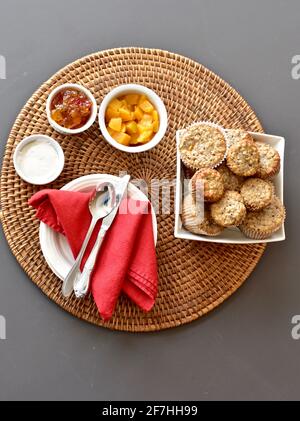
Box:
[50,88,92,129]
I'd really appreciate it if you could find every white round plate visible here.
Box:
[39,174,158,281]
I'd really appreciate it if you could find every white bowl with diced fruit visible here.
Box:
[99,84,168,153]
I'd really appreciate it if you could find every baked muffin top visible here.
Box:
[227,137,259,176]
[239,196,285,239]
[190,168,224,202]
[255,142,280,179]
[240,178,274,211]
[211,190,246,227]
[225,129,253,147]
[179,123,227,170]
[217,163,244,191]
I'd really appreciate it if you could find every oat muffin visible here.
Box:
[217,163,244,191]
[255,142,280,179]
[227,137,260,176]
[211,190,246,227]
[225,129,253,147]
[239,196,285,239]
[240,178,274,211]
[190,168,224,202]
[179,122,227,170]
[182,194,223,236]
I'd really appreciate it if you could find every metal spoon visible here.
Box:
[73,175,130,298]
[62,182,116,298]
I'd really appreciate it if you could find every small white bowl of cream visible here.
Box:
[13,134,64,185]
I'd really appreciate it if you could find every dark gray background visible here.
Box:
[0,0,299,401]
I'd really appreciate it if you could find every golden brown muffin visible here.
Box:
[225,129,253,146]
[240,178,274,211]
[179,123,227,170]
[181,194,223,236]
[190,168,224,202]
[211,190,246,227]
[255,142,280,179]
[217,163,244,191]
[239,196,285,239]
[226,137,260,176]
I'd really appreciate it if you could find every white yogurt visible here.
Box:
[14,135,64,185]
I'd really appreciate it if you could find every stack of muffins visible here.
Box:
[179,122,285,239]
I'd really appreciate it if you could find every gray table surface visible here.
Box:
[0,0,299,401]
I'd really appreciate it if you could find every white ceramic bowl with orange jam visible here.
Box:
[46,83,97,135]
[99,84,168,153]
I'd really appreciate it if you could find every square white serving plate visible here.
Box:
[174,130,285,244]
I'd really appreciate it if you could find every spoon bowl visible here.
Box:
[90,182,116,219]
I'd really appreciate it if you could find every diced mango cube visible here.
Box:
[111,131,131,146]
[137,121,153,133]
[140,113,153,124]
[119,107,132,121]
[108,117,122,132]
[139,114,153,129]
[138,114,153,133]
[130,133,140,145]
[107,128,118,139]
[126,121,138,135]
[152,110,159,122]
[136,130,153,144]
[120,100,133,112]
[152,110,159,132]
[108,127,123,137]
[133,106,144,121]
[110,98,122,108]
[153,121,159,132]
[139,99,154,113]
[124,94,139,105]
[120,99,128,108]
[138,95,147,106]
[105,107,118,120]
[121,123,127,133]
[105,98,122,120]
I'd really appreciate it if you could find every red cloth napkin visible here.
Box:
[29,189,158,320]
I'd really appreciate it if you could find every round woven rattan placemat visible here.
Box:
[0,47,265,332]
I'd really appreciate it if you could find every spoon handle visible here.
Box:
[62,216,98,298]
[73,227,107,298]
